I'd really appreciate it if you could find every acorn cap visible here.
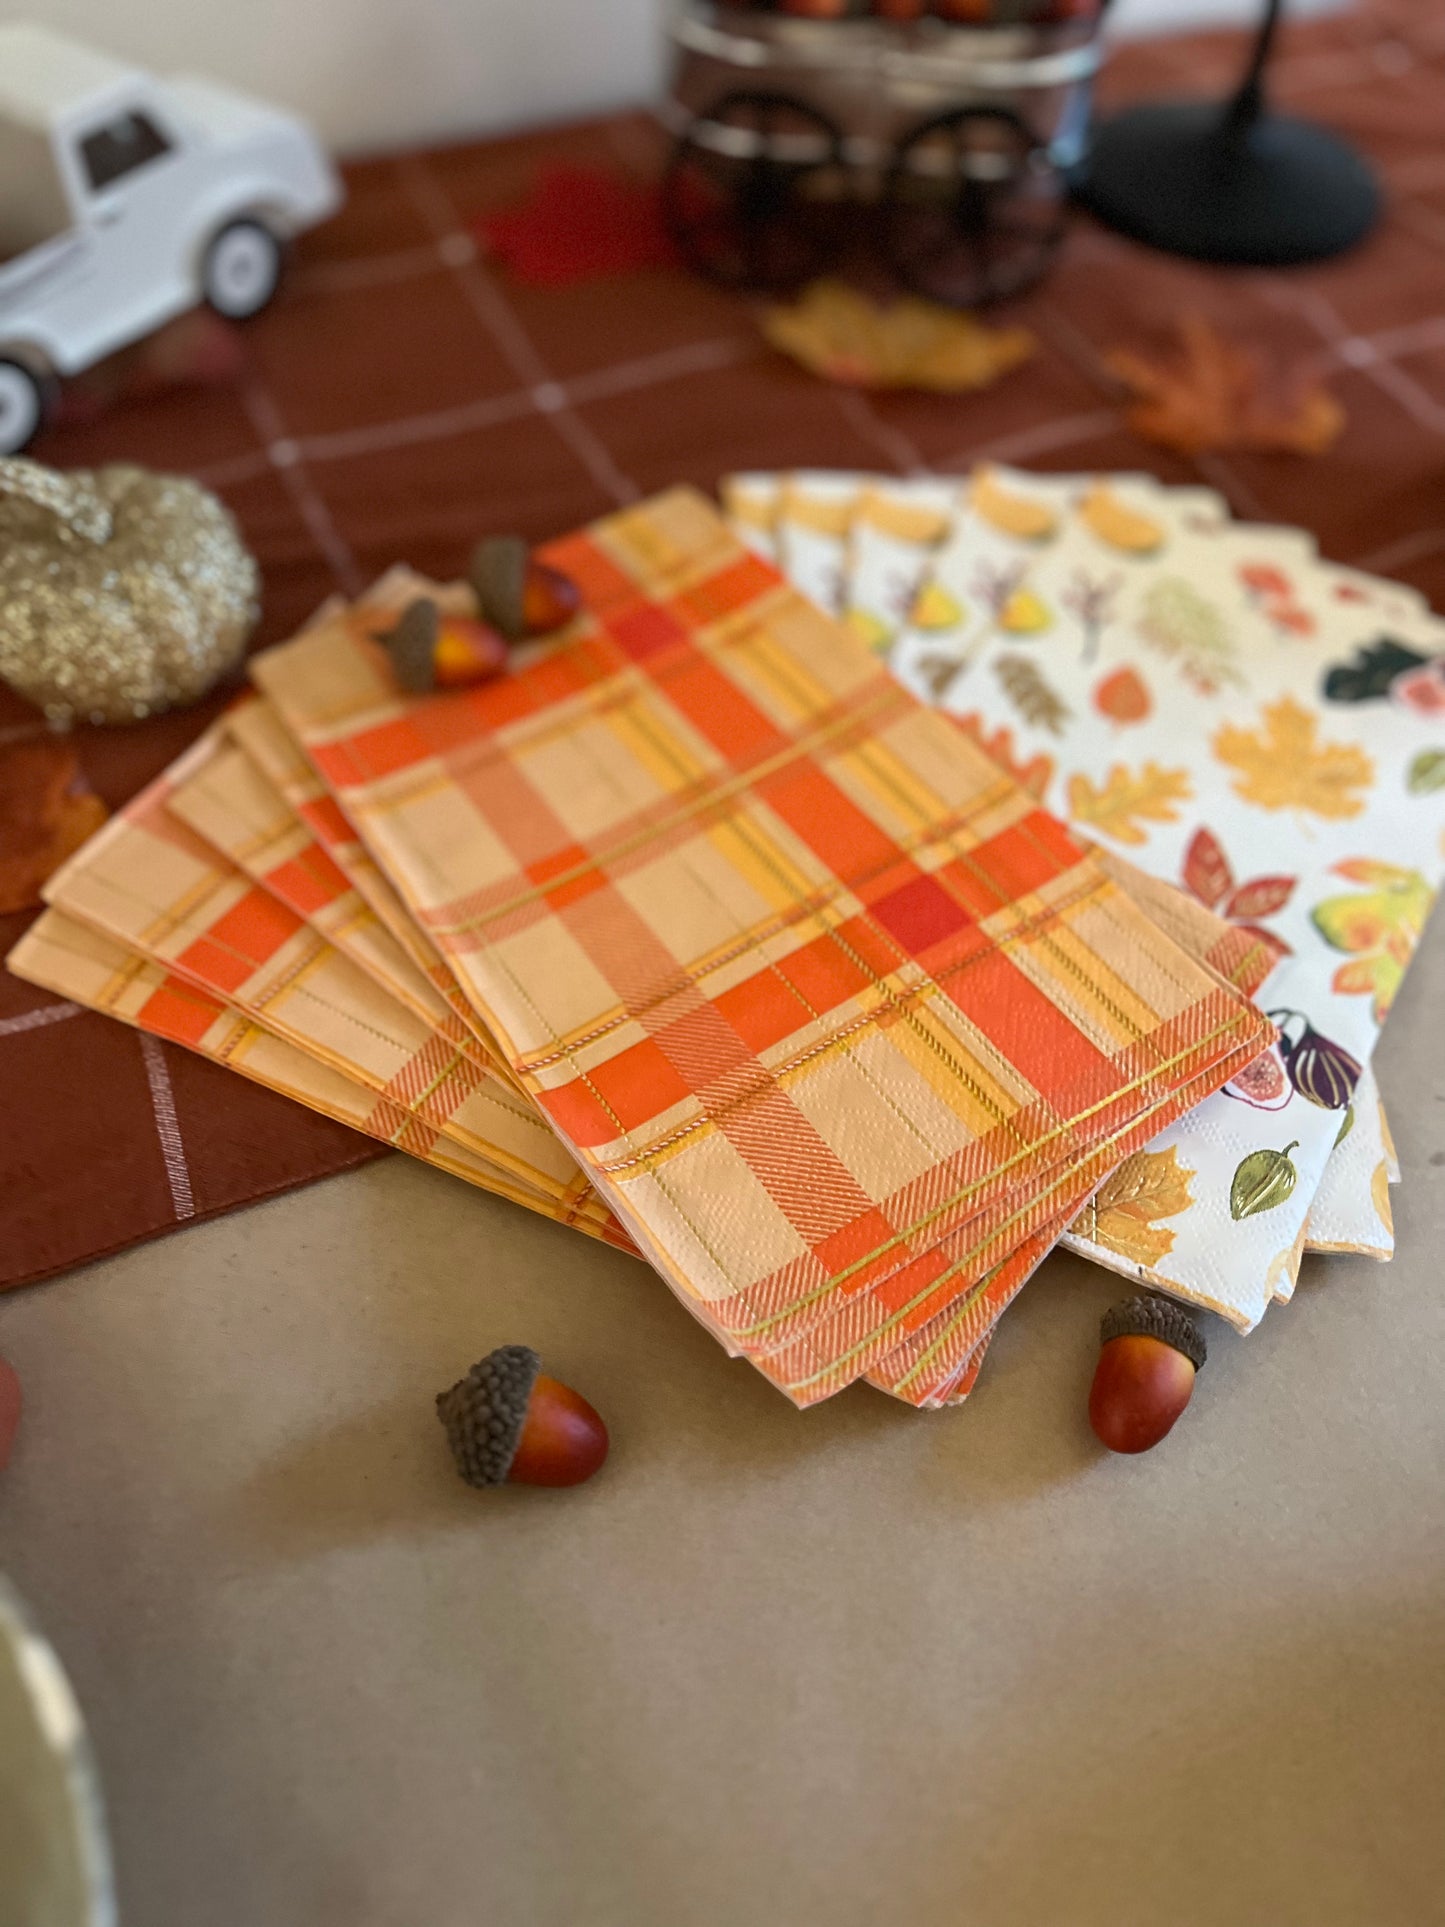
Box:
[469,536,530,639]
[377,598,441,693]
[436,1344,542,1487]
[1100,1295,1207,1372]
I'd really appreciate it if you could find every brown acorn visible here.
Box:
[470,536,582,640]
[436,1345,609,1489]
[1089,1296,1206,1455]
[376,597,508,694]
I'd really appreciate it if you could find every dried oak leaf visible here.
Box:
[0,740,108,915]
[1066,761,1193,847]
[1214,695,1374,820]
[763,279,1035,392]
[1106,314,1344,457]
[1072,1146,1196,1267]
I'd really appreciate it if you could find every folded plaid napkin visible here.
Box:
[9,908,628,1245]
[39,730,615,1236]
[247,487,1272,1404]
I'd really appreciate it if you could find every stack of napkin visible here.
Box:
[723,468,1445,1334]
[14,479,1432,1404]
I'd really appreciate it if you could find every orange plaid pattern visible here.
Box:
[167,723,459,1034]
[251,489,1273,1405]
[9,910,630,1249]
[41,729,622,1239]
[227,690,515,1081]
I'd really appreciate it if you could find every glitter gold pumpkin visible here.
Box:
[0,456,258,726]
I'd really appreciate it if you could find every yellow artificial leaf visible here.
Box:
[1072,1146,1195,1266]
[1066,761,1193,846]
[1214,696,1374,820]
[762,280,1035,393]
[1371,1161,1393,1234]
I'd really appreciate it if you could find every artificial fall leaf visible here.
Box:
[1072,1146,1195,1267]
[951,713,1055,800]
[0,741,108,915]
[1311,859,1432,1024]
[762,279,1035,392]
[1106,314,1345,457]
[1214,696,1374,820]
[1066,761,1193,847]
[478,164,678,287]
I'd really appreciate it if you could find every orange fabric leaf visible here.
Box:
[0,741,109,916]
[1107,315,1344,457]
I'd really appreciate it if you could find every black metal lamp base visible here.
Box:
[1076,99,1380,267]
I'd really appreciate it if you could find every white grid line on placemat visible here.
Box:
[1269,283,1445,437]
[196,334,757,490]
[0,1002,81,1037]
[240,382,364,594]
[830,386,929,477]
[138,1032,197,1222]
[935,407,1121,476]
[399,154,641,506]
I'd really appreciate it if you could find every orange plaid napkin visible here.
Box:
[9,908,629,1246]
[250,488,1273,1405]
[228,690,511,1073]
[39,726,619,1240]
[166,721,452,1032]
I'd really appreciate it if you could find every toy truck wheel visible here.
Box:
[0,360,49,455]
[202,220,283,319]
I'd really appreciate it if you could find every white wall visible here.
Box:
[7,0,1344,155]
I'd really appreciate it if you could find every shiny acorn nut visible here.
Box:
[376,597,508,694]
[436,1345,609,1489]
[1088,1296,1207,1455]
[470,536,582,641]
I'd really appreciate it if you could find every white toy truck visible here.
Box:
[0,25,342,452]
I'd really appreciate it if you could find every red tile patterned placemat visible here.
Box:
[4,0,1443,1290]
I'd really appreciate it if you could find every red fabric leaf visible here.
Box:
[1182,827,1232,909]
[477,164,680,288]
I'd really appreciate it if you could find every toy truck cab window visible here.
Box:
[78,111,174,193]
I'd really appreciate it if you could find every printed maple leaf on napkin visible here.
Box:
[1214,696,1374,820]
[763,279,1035,391]
[1071,1146,1196,1266]
[1066,761,1193,846]
[1106,315,1344,457]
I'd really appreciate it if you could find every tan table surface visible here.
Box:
[2,905,1443,1926]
